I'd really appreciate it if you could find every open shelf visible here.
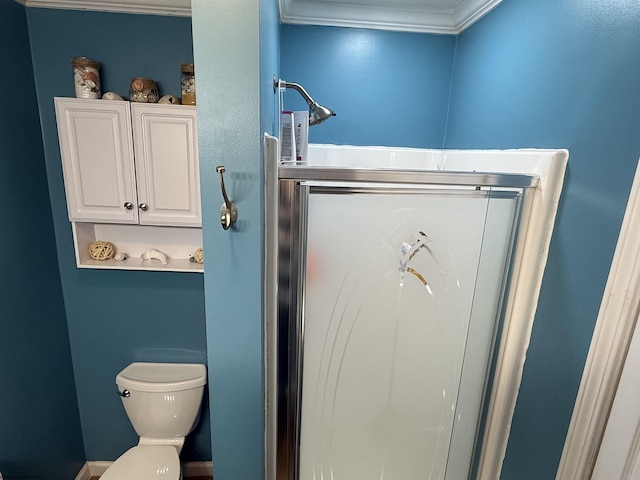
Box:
[72,222,204,273]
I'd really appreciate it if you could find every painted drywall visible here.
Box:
[25,8,210,461]
[0,2,85,479]
[444,0,640,478]
[261,0,281,139]
[191,0,279,477]
[279,24,457,148]
[20,0,631,476]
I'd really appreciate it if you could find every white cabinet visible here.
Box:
[131,103,201,226]
[54,97,203,272]
[55,98,201,227]
[55,98,137,223]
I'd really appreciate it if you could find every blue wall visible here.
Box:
[280,24,456,148]
[191,0,280,477]
[446,1,640,478]
[10,0,638,477]
[26,8,210,461]
[261,0,282,138]
[0,2,85,479]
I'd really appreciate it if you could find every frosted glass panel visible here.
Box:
[299,189,517,480]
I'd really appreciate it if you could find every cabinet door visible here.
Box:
[131,104,201,227]
[55,98,138,223]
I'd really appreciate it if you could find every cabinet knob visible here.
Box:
[139,203,148,211]
[124,202,133,210]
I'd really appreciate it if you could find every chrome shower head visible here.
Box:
[275,79,336,126]
[309,102,336,126]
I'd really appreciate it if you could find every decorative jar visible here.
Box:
[129,77,159,103]
[181,63,196,105]
[72,57,101,99]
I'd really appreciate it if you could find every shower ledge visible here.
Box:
[306,144,563,185]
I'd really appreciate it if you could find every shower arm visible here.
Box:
[274,78,336,126]
[278,80,316,107]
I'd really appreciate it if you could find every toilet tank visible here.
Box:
[116,362,207,439]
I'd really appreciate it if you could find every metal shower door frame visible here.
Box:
[275,167,538,480]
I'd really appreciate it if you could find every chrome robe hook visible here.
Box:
[216,166,238,230]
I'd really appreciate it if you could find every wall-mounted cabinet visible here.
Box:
[54,97,203,272]
[55,98,200,226]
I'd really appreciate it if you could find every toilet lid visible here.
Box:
[100,445,180,480]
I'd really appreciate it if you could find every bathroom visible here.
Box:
[1,0,640,479]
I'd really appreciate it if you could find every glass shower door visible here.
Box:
[277,171,532,480]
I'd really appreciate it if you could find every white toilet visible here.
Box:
[101,362,208,480]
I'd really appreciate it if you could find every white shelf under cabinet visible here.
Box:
[73,222,204,272]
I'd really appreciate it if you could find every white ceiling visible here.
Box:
[17,0,502,34]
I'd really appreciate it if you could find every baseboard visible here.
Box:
[73,463,90,480]
[182,461,213,476]
[73,461,113,480]
[74,461,213,479]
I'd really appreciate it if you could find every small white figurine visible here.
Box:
[140,248,168,265]
[102,92,124,101]
[158,94,181,105]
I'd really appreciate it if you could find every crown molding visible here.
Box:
[454,0,502,32]
[17,0,502,30]
[20,0,191,17]
[278,0,504,35]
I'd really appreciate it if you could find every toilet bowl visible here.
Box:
[100,362,207,480]
[100,445,180,480]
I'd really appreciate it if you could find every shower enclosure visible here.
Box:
[265,142,568,480]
